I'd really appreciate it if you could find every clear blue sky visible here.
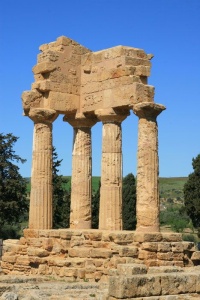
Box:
[0,0,200,178]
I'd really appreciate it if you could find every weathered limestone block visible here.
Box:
[83,231,102,241]
[138,249,157,260]
[133,102,166,232]
[141,242,158,252]
[157,243,171,252]
[158,260,184,267]
[157,252,174,261]
[70,236,85,247]
[109,274,162,298]
[161,273,197,294]
[162,233,183,242]
[191,251,200,261]
[131,83,154,104]
[29,256,48,265]
[60,267,78,278]
[27,247,49,257]
[102,231,135,244]
[82,46,149,65]
[59,239,70,251]
[32,80,80,95]
[134,232,163,243]
[109,269,200,299]
[173,252,184,261]
[16,256,30,266]
[23,229,40,238]
[182,241,196,251]
[3,242,27,256]
[37,264,50,275]
[39,36,74,51]
[22,90,43,114]
[107,257,126,269]
[32,62,57,74]
[49,91,79,113]
[59,230,74,240]
[23,36,93,118]
[90,248,113,259]
[50,241,65,254]
[2,254,18,263]
[37,50,59,63]
[68,248,91,258]
[81,44,154,111]
[1,261,14,273]
[91,241,110,249]
[117,263,147,276]
[81,82,154,112]
[171,242,184,253]
[148,266,184,274]
[116,246,139,257]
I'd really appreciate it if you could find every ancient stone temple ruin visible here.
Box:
[2,36,200,299]
[22,36,166,232]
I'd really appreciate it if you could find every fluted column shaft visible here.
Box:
[29,108,58,229]
[64,113,97,229]
[133,102,165,232]
[96,108,128,230]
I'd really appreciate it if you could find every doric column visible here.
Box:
[28,108,58,229]
[64,113,97,229]
[96,108,129,230]
[133,102,166,232]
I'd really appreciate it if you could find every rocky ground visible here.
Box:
[0,275,109,300]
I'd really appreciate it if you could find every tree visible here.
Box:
[52,147,70,228]
[160,204,192,233]
[0,133,28,228]
[122,173,136,230]
[184,154,200,228]
[91,180,100,229]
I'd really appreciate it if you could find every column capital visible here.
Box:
[95,108,129,123]
[28,108,58,123]
[133,102,166,119]
[64,112,97,128]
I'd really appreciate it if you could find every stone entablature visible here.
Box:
[22,36,154,116]
[21,36,166,231]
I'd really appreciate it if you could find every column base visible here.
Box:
[70,220,91,229]
[136,225,160,232]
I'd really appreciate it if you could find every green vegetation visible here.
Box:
[122,173,136,230]
[92,177,101,193]
[0,133,29,238]
[159,177,194,233]
[28,176,190,202]
[91,180,100,229]
[182,234,198,243]
[159,177,187,200]
[52,147,71,229]
[49,176,187,197]
[91,174,137,230]
[160,203,193,233]
[184,154,200,228]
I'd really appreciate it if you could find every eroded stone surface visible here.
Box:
[22,36,165,231]
[1,230,197,279]
[0,275,108,300]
